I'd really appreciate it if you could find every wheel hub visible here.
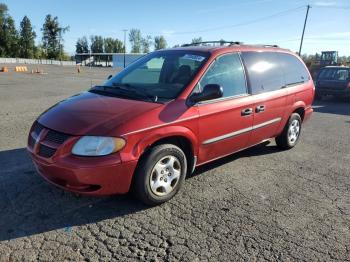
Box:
[288,119,300,144]
[149,155,181,197]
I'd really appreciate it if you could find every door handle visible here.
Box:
[256,105,265,113]
[241,108,253,116]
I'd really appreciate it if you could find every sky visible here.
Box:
[3,0,350,56]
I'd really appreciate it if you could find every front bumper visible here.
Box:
[27,148,138,196]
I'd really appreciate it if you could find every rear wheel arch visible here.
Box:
[290,100,306,121]
[293,107,305,121]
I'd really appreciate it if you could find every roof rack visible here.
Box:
[253,44,279,48]
[181,41,280,48]
[181,41,243,47]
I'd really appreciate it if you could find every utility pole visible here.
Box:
[299,5,311,56]
[123,29,128,68]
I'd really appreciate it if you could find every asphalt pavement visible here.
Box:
[0,65,349,261]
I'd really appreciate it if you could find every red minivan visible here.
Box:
[27,42,314,205]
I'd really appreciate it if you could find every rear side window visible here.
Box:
[318,68,349,81]
[277,53,310,85]
[198,53,247,98]
[241,52,284,94]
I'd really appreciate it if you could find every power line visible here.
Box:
[147,5,306,36]
[279,38,350,42]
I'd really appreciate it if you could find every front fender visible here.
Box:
[120,125,199,162]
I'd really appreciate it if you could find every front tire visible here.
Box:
[275,113,302,150]
[133,144,187,206]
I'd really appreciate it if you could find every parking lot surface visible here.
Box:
[0,65,349,261]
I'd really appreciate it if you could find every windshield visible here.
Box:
[93,50,209,103]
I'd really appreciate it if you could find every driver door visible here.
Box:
[195,53,255,164]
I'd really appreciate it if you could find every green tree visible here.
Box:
[338,56,348,65]
[2,16,18,57]
[33,44,46,59]
[19,16,36,58]
[103,37,123,55]
[0,4,19,57]
[41,14,69,59]
[0,3,8,56]
[154,35,167,50]
[75,36,89,54]
[0,3,7,21]
[90,35,104,64]
[191,37,203,44]
[103,37,121,65]
[111,38,124,53]
[141,35,152,53]
[129,28,142,53]
[219,39,226,46]
[76,36,89,64]
[104,37,114,53]
[90,35,104,53]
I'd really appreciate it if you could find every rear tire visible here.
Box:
[132,144,187,206]
[275,113,302,150]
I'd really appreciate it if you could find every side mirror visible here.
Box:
[107,75,112,80]
[190,84,223,104]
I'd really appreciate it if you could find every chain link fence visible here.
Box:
[0,58,76,66]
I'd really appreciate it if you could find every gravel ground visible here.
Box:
[0,64,349,261]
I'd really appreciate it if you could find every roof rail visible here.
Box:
[181,41,243,47]
[252,44,279,48]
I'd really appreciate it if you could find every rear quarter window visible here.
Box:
[241,52,284,94]
[277,53,310,85]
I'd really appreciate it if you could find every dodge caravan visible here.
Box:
[27,42,314,205]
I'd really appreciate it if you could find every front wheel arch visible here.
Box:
[132,143,188,205]
[137,135,195,177]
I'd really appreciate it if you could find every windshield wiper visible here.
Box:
[90,85,157,103]
[111,83,158,102]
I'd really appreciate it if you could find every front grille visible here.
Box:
[38,144,56,158]
[28,136,36,149]
[29,121,71,158]
[32,121,44,136]
[44,129,70,144]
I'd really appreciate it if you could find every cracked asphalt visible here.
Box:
[0,65,349,261]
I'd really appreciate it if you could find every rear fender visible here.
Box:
[276,100,306,135]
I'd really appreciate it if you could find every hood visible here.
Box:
[38,91,162,136]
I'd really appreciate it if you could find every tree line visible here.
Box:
[0,3,69,60]
[75,29,168,55]
[302,53,350,67]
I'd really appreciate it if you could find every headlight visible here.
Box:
[72,136,126,156]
